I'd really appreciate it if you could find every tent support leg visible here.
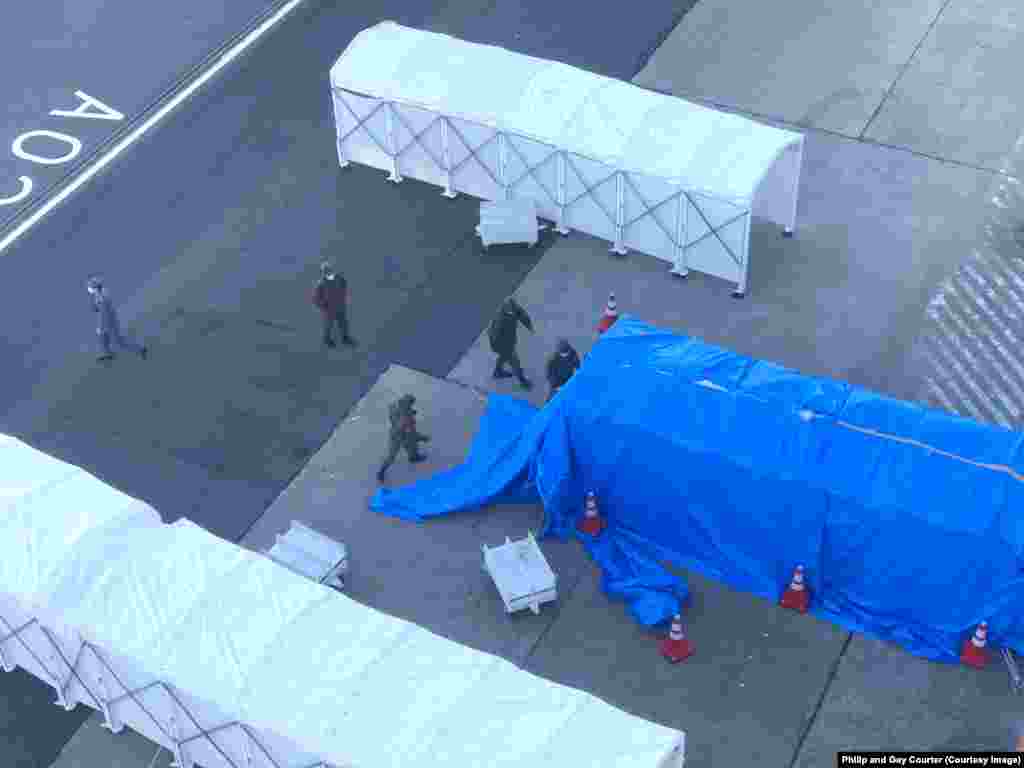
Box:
[497,132,510,201]
[669,192,689,278]
[440,118,456,198]
[0,626,13,673]
[784,142,803,237]
[732,212,751,298]
[555,152,570,234]
[44,634,72,711]
[169,713,194,768]
[385,103,402,183]
[609,172,627,256]
[97,671,123,734]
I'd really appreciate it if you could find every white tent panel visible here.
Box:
[330,22,803,296]
[0,436,685,768]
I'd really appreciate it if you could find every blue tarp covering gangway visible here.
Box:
[371,317,1024,662]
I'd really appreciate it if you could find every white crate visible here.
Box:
[265,521,348,591]
[476,198,545,248]
[482,532,557,615]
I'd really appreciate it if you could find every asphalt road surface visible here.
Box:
[0,1,700,765]
[0,0,289,233]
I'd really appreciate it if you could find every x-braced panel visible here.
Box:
[0,612,338,768]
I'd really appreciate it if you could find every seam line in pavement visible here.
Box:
[858,0,957,141]
[788,631,853,768]
[0,0,308,256]
[641,85,1010,177]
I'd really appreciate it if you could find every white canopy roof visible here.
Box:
[331,21,802,202]
[0,435,682,768]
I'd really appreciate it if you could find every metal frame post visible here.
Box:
[609,172,627,255]
[733,211,752,298]
[440,118,456,198]
[385,103,402,183]
[97,670,123,733]
[0,637,13,673]
[555,152,569,234]
[497,132,509,200]
[169,712,194,768]
[784,141,803,237]
[331,91,349,169]
[46,638,71,711]
[669,192,689,277]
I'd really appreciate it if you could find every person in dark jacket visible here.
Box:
[87,277,148,363]
[488,296,533,389]
[545,338,581,402]
[312,261,355,348]
[377,394,429,482]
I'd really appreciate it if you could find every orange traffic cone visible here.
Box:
[660,615,694,663]
[576,491,607,536]
[961,622,989,669]
[779,565,810,614]
[597,293,619,335]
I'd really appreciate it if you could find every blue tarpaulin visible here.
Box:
[372,317,1024,661]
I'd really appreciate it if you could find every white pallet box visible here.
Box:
[476,198,545,248]
[482,531,558,615]
[264,520,348,591]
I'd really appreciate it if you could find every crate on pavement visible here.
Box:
[264,520,348,591]
[482,531,557,615]
[475,198,545,248]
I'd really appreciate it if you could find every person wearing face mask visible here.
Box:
[312,261,356,348]
[545,338,581,403]
[487,296,534,390]
[86,276,148,363]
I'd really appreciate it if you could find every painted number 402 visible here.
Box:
[1,90,124,207]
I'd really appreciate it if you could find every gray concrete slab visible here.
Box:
[451,130,993,403]
[241,364,593,662]
[864,3,1024,169]
[241,362,850,768]
[633,0,945,138]
[794,635,1018,762]
[526,563,847,768]
[50,713,169,768]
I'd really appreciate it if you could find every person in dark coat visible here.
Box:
[377,394,429,482]
[312,261,355,348]
[488,296,533,389]
[545,338,581,402]
[87,277,148,363]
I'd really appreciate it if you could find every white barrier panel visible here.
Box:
[330,22,804,297]
[0,435,685,768]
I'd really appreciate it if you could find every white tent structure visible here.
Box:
[0,434,685,768]
[330,22,804,297]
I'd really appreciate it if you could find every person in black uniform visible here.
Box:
[545,338,581,402]
[312,261,355,348]
[377,394,429,482]
[488,296,534,390]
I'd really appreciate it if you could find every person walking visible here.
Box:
[87,277,148,363]
[488,296,534,390]
[377,394,430,482]
[545,338,581,403]
[312,261,355,348]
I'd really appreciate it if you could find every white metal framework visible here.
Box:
[0,435,686,768]
[330,22,804,297]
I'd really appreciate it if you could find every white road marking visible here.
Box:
[0,0,307,256]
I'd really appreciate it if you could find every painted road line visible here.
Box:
[0,0,307,257]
